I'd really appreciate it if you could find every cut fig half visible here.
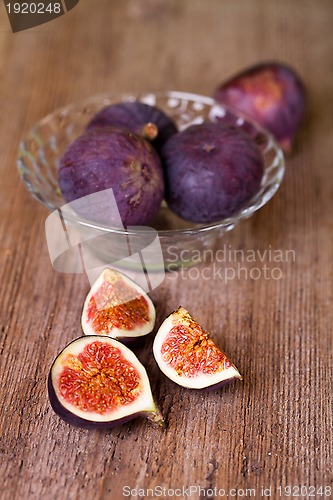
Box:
[48,336,164,429]
[81,268,156,342]
[153,307,242,389]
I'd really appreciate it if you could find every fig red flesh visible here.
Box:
[58,341,142,413]
[162,324,233,378]
[86,278,149,332]
[214,62,306,153]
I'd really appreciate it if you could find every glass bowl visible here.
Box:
[17,91,285,271]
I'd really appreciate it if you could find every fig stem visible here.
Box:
[142,122,159,141]
[146,407,165,428]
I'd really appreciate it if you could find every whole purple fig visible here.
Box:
[162,122,264,223]
[87,101,178,154]
[58,127,164,226]
[214,62,306,153]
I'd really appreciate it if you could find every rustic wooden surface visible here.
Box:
[0,1,332,498]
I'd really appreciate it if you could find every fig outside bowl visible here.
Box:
[17,91,285,272]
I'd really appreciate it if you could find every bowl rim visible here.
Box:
[18,90,285,237]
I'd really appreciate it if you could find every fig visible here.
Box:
[87,101,178,154]
[48,336,164,429]
[214,62,306,153]
[81,268,156,342]
[153,307,242,389]
[162,122,264,223]
[58,127,164,226]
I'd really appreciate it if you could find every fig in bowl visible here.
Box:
[48,336,164,429]
[58,127,164,227]
[162,122,264,223]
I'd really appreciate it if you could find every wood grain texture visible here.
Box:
[0,0,332,498]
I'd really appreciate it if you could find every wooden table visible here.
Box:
[0,1,332,498]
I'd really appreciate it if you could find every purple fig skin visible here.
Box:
[58,127,164,226]
[80,330,153,346]
[87,101,178,154]
[214,62,306,154]
[198,376,242,392]
[111,334,152,346]
[161,122,264,223]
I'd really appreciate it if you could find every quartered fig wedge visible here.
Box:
[81,268,156,342]
[153,307,242,389]
[48,336,164,429]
